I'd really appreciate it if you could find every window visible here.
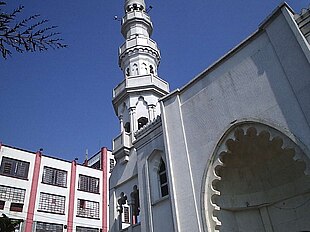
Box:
[138,117,148,129]
[0,200,4,210]
[148,152,170,203]
[158,158,169,197]
[124,122,131,133]
[0,157,29,179]
[35,221,63,232]
[10,203,23,212]
[150,65,154,74]
[123,206,129,223]
[76,226,99,232]
[38,193,65,214]
[130,185,140,224]
[77,199,99,219]
[78,175,99,193]
[0,185,26,203]
[109,159,115,173]
[42,166,67,187]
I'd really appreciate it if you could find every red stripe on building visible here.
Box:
[67,160,77,232]
[25,151,42,232]
[101,147,108,232]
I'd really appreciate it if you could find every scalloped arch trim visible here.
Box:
[203,122,310,232]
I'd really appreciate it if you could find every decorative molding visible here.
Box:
[134,115,161,138]
[203,122,310,232]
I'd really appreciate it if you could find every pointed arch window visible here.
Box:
[126,68,130,76]
[158,158,168,197]
[132,64,138,75]
[149,65,154,74]
[124,122,131,133]
[148,151,169,203]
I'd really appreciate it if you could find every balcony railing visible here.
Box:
[122,11,151,25]
[113,131,132,153]
[113,74,169,98]
[119,36,159,56]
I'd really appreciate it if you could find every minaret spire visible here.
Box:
[119,0,160,78]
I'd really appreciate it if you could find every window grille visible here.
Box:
[123,206,129,223]
[38,193,65,214]
[158,158,169,197]
[109,159,115,173]
[76,226,99,232]
[10,203,23,212]
[0,157,29,179]
[77,199,99,219]
[35,221,63,232]
[78,175,99,193]
[0,185,25,203]
[42,166,67,187]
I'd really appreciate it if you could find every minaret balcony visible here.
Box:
[113,74,169,99]
[119,36,159,59]
[112,131,132,163]
[122,11,151,25]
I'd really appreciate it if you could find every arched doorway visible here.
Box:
[203,123,310,232]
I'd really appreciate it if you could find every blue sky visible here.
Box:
[0,0,309,162]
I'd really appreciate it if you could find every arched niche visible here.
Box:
[120,103,130,133]
[124,122,131,133]
[136,96,149,126]
[141,62,148,75]
[138,117,148,130]
[202,122,310,232]
[132,63,139,76]
[147,150,168,203]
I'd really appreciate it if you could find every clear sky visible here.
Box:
[0,0,309,162]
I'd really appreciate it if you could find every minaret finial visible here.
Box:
[124,0,146,12]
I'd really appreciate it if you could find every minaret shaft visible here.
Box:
[112,0,169,158]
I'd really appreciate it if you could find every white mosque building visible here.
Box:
[0,0,310,232]
[109,0,310,232]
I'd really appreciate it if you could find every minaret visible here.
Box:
[112,0,169,162]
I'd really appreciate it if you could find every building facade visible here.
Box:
[110,1,310,232]
[0,143,114,232]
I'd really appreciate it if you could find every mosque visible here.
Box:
[0,0,309,231]
[109,0,310,231]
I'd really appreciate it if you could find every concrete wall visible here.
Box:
[134,121,174,232]
[161,5,310,232]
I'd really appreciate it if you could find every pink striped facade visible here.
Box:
[0,144,114,232]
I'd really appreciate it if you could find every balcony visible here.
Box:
[113,74,169,99]
[112,132,132,163]
[122,11,152,26]
[119,36,159,57]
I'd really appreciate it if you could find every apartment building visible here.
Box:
[0,143,114,232]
